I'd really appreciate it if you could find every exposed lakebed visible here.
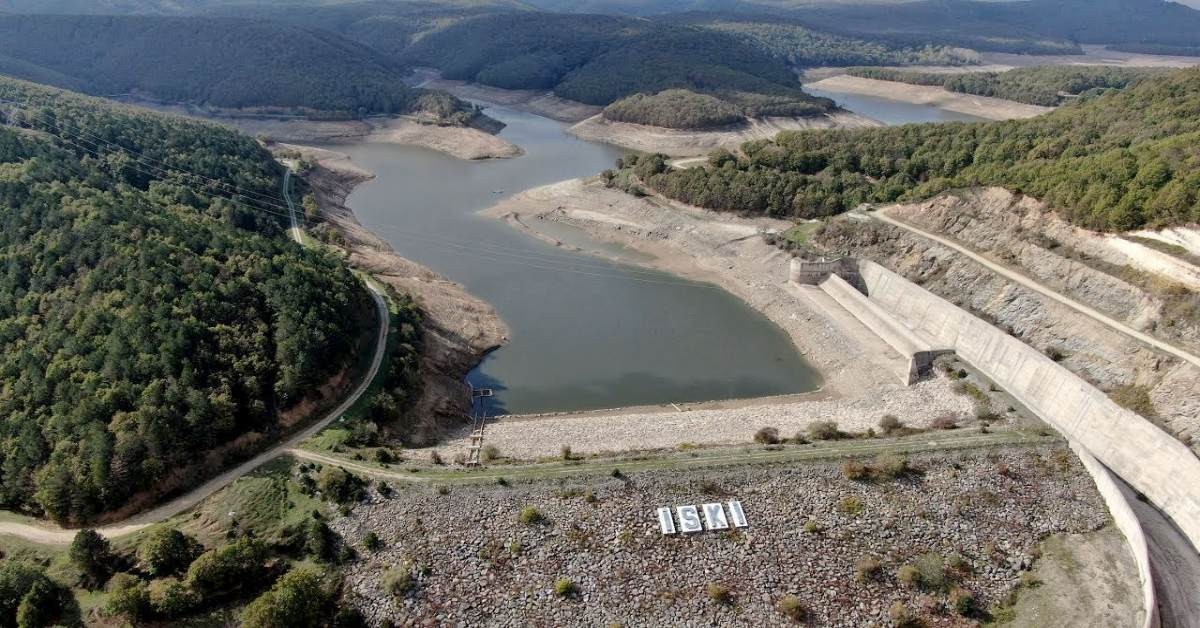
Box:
[330,107,821,415]
[804,84,988,124]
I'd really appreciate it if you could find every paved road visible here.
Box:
[872,210,1200,370]
[0,169,390,545]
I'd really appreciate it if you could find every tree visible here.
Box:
[185,538,267,597]
[68,530,113,588]
[105,574,150,622]
[241,568,334,628]
[138,528,202,576]
[0,561,67,627]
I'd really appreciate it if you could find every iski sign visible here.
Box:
[656,500,748,535]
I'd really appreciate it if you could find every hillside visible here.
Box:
[845,66,1171,106]
[633,67,1200,231]
[0,77,377,524]
[401,12,835,115]
[0,14,484,121]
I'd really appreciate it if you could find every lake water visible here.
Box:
[333,107,822,415]
[804,85,987,125]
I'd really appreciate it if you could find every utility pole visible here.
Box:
[465,385,494,467]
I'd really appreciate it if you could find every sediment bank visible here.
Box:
[804,75,1053,121]
[281,143,509,439]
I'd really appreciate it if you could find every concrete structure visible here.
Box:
[790,259,951,384]
[790,256,1200,627]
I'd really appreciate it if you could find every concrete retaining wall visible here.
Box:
[790,258,862,290]
[855,258,1200,551]
[1070,443,1160,628]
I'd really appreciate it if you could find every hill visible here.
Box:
[845,65,1171,106]
[0,77,378,524]
[631,67,1200,231]
[0,14,484,120]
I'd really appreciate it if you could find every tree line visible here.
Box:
[625,68,1200,232]
[846,66,1170,107]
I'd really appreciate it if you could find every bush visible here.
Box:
[777,594,807,621]
[519,506,544,525]
[560,445,574,460]
[482,445,501,462]
[69,529,113,588]
[949,586,975,615]
[890,601,922,628]
[879,414,902,435]
[839,496,864,516]
[897,565,921,588]
[384,565,415,597]
[931,415,958,430]
[706,582,732,604]
[106,574,150,621]
[855,556,882,583]
[0,562,64,628]
[842,460,870,480]
[803,519,824,534]
[429,450,444,465]
[874,454,909,479]
[554,577,577,598]
[363,532,382,552]
[807,421,845,441]
[185,538,268,597]
[914,552,949,592]
[242,568,334,628]
[754,426,781,445]
[138,527,201,577]
[316,467,366,504]
[148,578,200,618]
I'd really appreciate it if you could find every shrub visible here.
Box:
[0,562,64,628]
[897,565,921,588]
[69,529,114,588]
[874,453,909,479]
[242,568,334,628]
[807,421,845,441]
[363,532,382,552]
[839,496,864,516]
[706,582,732,604]
[803,519,824,534]
[946,552,970,575]
[777,594,807,621]
[554,577,577,598]
[429,450,444,465]
[560,445,574,460]
[437,486,450,496]
[914,552,949,592]
[1020,572,1042,588]
[384,565,415,597]
[754,427,781,445]
[949,586,975,615]
[105,574,150,621]
[890,601,922,628]
[842,460,870,480]
[148,578,200,618]
[855,556,882,583]
[185,538,268,596]
[138,527,202,577]
[931,415,958,430]
[482,445,501,462]
[519,506,544,525]
[316,466,366,504]
[879,414,902,435]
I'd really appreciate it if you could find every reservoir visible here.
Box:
[333,107,821,415]
[804,85,988,125]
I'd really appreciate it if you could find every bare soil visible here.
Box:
[804,75,1053,120]
[567,112,880,157]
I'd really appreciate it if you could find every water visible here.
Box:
[805,85,987,125]
[332,107,821,415]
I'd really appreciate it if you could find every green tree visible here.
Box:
[68,530,113,588]
[241,568,334,628]
[138,528,202,576]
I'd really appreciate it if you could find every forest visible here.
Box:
[631,68,1200,232]
[845,66,1170,107]
[603,90,745,129]
[0,77,378,524]
[0,14,485,121]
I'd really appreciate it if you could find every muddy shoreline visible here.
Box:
[804,75,1053,120]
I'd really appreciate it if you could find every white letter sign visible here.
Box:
[702,503,729,530]
[676,505,703,533]
[657,507,677,534]
[727,500,748,528]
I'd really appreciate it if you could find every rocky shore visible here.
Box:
[331,445,1132,626]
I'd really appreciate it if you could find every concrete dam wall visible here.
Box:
[852,258,1200,549]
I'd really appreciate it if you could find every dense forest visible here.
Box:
[628,68,1200,232]
[402,12,835,113]
[0,77,376,523]
[0,14,485,121]
[845,66,1170,107]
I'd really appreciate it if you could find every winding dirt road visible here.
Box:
[0,169,390,544]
